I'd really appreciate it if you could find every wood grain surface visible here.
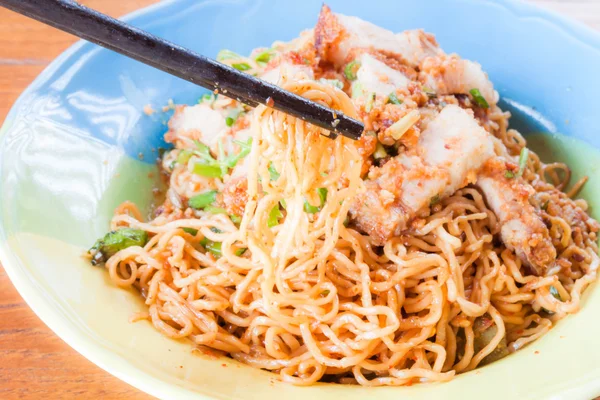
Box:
[0,1,597,399]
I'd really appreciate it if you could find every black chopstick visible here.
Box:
[0,0,364,140]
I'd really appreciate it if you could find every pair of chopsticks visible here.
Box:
[0,0,364,140]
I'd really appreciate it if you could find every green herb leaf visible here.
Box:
[280,199,287,210]
[232,62,252,71]
[517,147,529,178]
[255,49,275,64]
[319,78,344,89]
[217,49,241,61]
[182,227,198,235]
[388,92,402,105]
[550,286,561,301]
[343,61,361,81]
[504,170,515,179]
[268,163,280,181]
[469,88,490,109]
[89,228,148,265]
[430,194,441,206]
[230,214,242,224]
[188,190,218,209]
[268,205,283,227]
[365,92,376,112]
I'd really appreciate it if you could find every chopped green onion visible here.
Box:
[304,188,328,214]
[268,163,280,181]
[232,62,252,72]
[430,194,441,206]
[217,49,241,61]
[222,138,252,169]
[550,286,561,301]
[200,93,216,104]
[319,78,344,89]
[210,226,224,234]
[365,92,376,112]
[541,200,549,211]
[469,88,489,109]
[235,248,247,257]
[280,199,287,209]
[423,86,437,98]
[203,240,222,258]
[188,190,218,209]
[317,188,328,206]
[182,227,198,235]
[504,170,515,179]
[517,147,529,178]
[193,140,213,159]
[255,49,275,64]
[268,205,283,227]
[351,82,364,99]
[89,228,148,266]
[226,108,244,127]
[320,290,330,297]
[204,206,228,215]
[192,163,223,178]
[343,61,361,80]
[343,216,350,227]
[373,142,388,159]
[177,149,193,165]
[230,214,242,224]
[388,92,402,105]
[304,200,320,214]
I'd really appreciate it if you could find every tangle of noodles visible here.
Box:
[88,24,600,386]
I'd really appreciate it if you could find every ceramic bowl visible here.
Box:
[2,0,600,398]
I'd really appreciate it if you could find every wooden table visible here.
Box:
[0,1,597,399]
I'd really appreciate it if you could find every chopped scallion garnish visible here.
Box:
[268,163,280,181]
[388,92,402,105]
[254,49,275,64]
[319,78,344,90]
[517,147,529,178]
[192,163,223,178]
[373,142,388,159]
[182,227,198,235]
[200,93,216,104]
[365,92,376,112]
[504,170,515,179]
[430,194,440,206]
[204,206,228,215]
[469,88,490,109]
[343,61,361,81]
[317,188,328,206]
[188,190,218,209]
[268,205,283,227]
[232,62,252,72]
[216,49,241,61]
[550,286,561,300]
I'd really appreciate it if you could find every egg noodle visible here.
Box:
[90,78,600,386]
